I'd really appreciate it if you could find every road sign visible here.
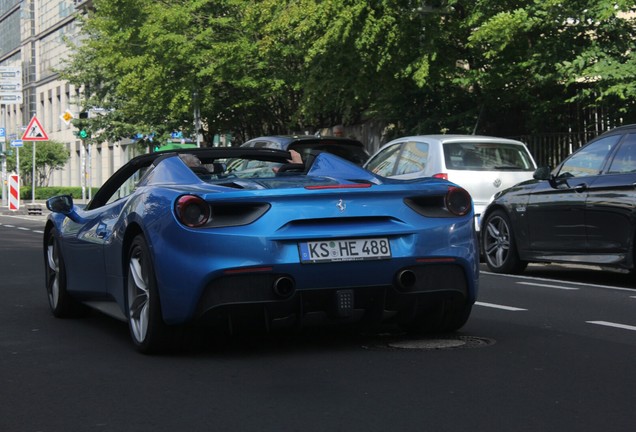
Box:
[22,116,49,141]
[0,127,5,143]
[61,109,74,126]
[0,66,21,79]
[0,93,22,104]
[10,139,23,147]
[0,82,21,91]
[8,174,19,211]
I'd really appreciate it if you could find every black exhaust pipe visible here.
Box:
[272,276,295,299]
[396,269,417,292]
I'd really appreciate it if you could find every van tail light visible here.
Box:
[432,173,448,180]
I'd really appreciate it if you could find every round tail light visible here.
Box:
[175,195,211,227]
[445,186,471,216]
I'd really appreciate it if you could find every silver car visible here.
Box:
[364,135,537,229]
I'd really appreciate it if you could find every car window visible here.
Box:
[247,141,281,149]
[444,142,534,170]
[394,141,429,175]
[607,134,636,174]
[105,167,150,205]
[558,135,621,178]
[289,142,369,166]
[366,143,402,176]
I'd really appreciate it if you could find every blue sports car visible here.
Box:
[44,147,479,353]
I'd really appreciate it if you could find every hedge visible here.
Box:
[19,187,99,200]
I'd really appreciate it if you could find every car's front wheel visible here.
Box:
[44,228,84,317]
[482,210,527,274]
[126,235,178,353]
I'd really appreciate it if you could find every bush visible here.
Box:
[20,187,99,200]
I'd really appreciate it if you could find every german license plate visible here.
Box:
[299,238,391,263]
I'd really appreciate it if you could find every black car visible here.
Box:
[241,135,370,166]
[481,124,636,274]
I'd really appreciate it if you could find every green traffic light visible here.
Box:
[79,130,88,139]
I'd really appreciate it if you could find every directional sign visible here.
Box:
[22,116,49,141]
[0,66,21,79]
[0,82,21,91]
[0,93,22,104]
[10,139,23,147]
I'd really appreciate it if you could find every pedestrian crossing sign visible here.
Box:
[22,115,49,141]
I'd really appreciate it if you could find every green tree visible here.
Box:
[7,141,70,187]
[60,0,636,142]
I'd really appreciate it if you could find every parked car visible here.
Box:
[44,147,478,353]
[241,135,370,165]
[364,135,537,229]
[481,124,636,274]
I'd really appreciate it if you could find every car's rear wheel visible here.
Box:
[126,235,177,353]
[482,210,527,274]
[45,228,84,317]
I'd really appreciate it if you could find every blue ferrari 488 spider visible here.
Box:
[44,147,479,353]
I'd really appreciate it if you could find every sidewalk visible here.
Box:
[0,200,50,216]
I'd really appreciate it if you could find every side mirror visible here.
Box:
[46,195,87,223]
[533,166,552,180]
[46,195,74,213]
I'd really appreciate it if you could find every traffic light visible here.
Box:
[79,129,88,139]
[77,112,89,139]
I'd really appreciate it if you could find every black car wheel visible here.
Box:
[45,228,84,317]
[126,235,178,353]
[482,210,527,274]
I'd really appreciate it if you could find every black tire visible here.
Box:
[126,235,179,354]
[44,228,85,317]
[482,209,527,274]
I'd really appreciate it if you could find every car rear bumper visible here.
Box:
[193,262,472,330]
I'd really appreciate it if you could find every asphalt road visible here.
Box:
[1,214,635,432]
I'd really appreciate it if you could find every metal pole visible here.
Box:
[31,141,35,203]
[1,105,6,207]
[80,140,86,201]
[88,142,92,200]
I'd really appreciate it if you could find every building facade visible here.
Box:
[0,0,132,198]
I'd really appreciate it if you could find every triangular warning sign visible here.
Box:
[22,116,49,141]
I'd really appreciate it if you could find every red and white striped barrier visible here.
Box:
[8,174,19,211]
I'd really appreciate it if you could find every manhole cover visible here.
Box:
[384,336,495,350]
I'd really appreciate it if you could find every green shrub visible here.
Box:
[20,187,99,200]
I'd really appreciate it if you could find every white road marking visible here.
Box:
[482,270,635,292]
[475,301,527,311]
[587,321,636,332]
[516,281,579,290]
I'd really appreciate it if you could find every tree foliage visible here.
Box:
[59,0,636,143]
[6,141,70,187]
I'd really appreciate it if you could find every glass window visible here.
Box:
[366,143,402,177]
[444,142,534,171]
[105,167,150,205]
[558,135,621,178]
[395,141,429,175]
[608,134,636,174]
